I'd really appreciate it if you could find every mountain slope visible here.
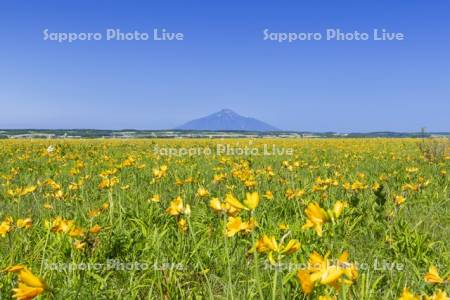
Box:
[176,109,280,131]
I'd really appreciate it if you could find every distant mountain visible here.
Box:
[175,109,280,132]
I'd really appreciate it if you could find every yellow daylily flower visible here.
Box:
[13,283,45,300]
[278,223,289,231]
[255,235,279,253]
[297,270,314,295]
[209,197,223,213]
[98,176,119,189]
[0,218,13,237]
[150,195,161,202]
[424,290,448,300]
[281,239,301,255]
[68,227,84,238]
[20,186,37,196]
[8,265,47,300]
[17,218,33,229]
[152,165,168,179]
[166,196,190,216]
[318,296,336,300]
[424,266,444,284]
[297,251,357,295]
[252,234,300,264]
[394,195,406,206]
[302,202,328,237]
[49,217,74,234]
[178,218,188,232]
[225,193,248,211]
[73,240,86,251]
[243,192,260,210]
[89,224,102,234]
[332,201,348,219]
[43,203,54,210]
[6,265,27,273]
[225,216,256,237]
[398,288,420,300]
[196,187,209,197]
[263,190,274,200]
[225,192,260,212]
[226,217,245,237]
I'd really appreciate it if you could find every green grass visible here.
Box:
[0,139,449,299]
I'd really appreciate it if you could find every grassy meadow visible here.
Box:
[0,138,449,299]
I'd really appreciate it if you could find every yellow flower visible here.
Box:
[318,296,336,300]
[350,180,367,191]
[297,270,314,295]
[213,173,226,183]
[244,192,260,210]
[68,226,85,237]
[152,165,168,179]
[278,223,289,231]
[402,184,419,192]
[53,190,64,200]
[225,216,257,237]
[43,203,54,210]
[225,193,248,211]
[394,195,406,206]
[314,264,344,285]
[73,239,86,250]
[285,189,305,200]
[302,202,328,237]
[7,265,47,300]
[398,288,420,300]
[424,290,448,300]
[406,167,419,173]
[50,217,74,233]
[178,218,188,232]
[252,235,300,264]
[13,283,45,300]
[338,251,358,283]
[297,251,357,295]
[98,176,119,189]
[255,235,279,253]
[68,182,81,190]
[150,195,161,202]
[424,265,444,284]
[281,239,301,255]
[209,198,223,213]
[89,224,102,234]
[196,187,209,198]
[226,217,245,237]
[166,196,190,216]
[6,265,27,273]
[6,186,36,198]
[222,202,239,216]
[263,190,274,200]
[43,179,61,190]
[332,201,348,219]
[225,192,260,211]
[0,219,12,237]
[243,217,257,233]
[17,218,33,229]
[372,182,381,191]
[20,186,37,197]
[88,209,101,218]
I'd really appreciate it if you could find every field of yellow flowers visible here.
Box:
[0,138,449,299]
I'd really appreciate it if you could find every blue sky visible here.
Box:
[0,0,449,132]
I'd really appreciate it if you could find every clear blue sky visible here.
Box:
[0,0,449,132]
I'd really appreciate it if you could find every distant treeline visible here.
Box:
[0,129,449,139]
